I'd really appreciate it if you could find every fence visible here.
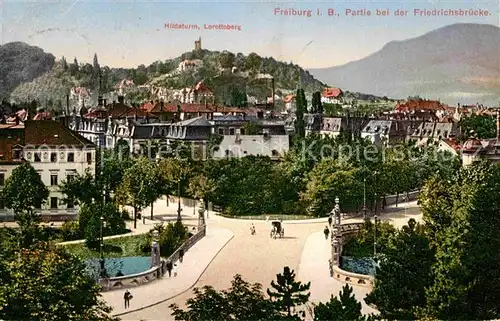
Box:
[384,190,420,207]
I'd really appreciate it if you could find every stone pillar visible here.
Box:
[151,230,160,267]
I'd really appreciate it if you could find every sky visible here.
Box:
[0,0,498,69]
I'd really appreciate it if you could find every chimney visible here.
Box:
[98,96,103,106]
[103,99,107,107]
[160,101,164,111]
[118,95,124,104]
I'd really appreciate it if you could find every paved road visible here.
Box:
[116,198,422,320]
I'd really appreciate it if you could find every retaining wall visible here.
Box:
[332,264,374,288]
[99,226,206,292]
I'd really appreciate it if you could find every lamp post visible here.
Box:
[363,177,368,220]
[99,216,107,278]
[177,179,182,222]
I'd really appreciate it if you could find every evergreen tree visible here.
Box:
[93,53,100,75]
[294,88,306,138]
[311,91,323,114]
[313,285,366,321]
[267,266,311,317]
[61,56,68,71]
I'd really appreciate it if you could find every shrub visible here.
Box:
[60,220,81,241]
[140,221,189,257]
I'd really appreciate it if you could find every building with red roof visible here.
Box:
[0,120,95,221]
[321,87,343,104]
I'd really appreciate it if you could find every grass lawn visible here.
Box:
[63,234,149,260]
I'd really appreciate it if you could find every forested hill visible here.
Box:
[5,43,328,109]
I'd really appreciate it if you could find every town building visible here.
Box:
[0,120,96,221]
[321,87,343,105]
[361,120,411,146]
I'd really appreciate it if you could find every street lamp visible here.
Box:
[99,216,107,278]
[177,179,182,222]
[363,177,368,219]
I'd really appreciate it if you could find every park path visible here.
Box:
[103,227,234,317]
[115,199,422,320]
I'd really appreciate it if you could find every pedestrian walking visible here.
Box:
[324,226,330,239]
[166,260,173,277]
[179,248,184,263]
[123,290,132,309]
[173,264,178,277]
[328,216,332,226]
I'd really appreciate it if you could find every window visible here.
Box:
[218,128,224,135]
[67,199,75,209]
[272,150,280,157]
[50,197,58,209]
[13,150,22,160]
[86,152,92,164]
[229,128,235,135]
[50,174,58,186]
[67,174,74,181]
[34,152,41,162]
[240,128,245,135]
[50,152,57,162]
[67,152,74,162]
[0,173,4,186]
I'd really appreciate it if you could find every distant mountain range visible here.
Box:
[309,23,500,106]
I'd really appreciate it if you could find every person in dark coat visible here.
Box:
[179,248,184,263]
[166,260,173,277]
[124,290,132,309]
[328,216,333,226]
[324,226,330,239]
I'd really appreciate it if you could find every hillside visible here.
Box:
[8,45,327,109]
[0,42,55,100]
[309,23,500,106]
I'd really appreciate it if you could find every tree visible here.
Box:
[170,274,282,321]
[157,157,191,219]
[418,161,500,320]
[116,157,161,228]
[78,202,126,248]
[188,174,216,204]
[294,88,306,138]
[0,242,117,321]
[267,266,311,317]
[313,285,366,321]
[301,160,364,216]
[458,114,496,141]
[245,52,262,73]
[364,219,434,320]
[1,162,49,247]
[59,169,99,206]
[310,91,323,114]
[219,51,236,69]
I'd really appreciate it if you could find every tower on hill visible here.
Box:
[194,37,201,51]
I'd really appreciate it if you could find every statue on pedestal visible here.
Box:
[151,230,160,267]
[198,199,206,229]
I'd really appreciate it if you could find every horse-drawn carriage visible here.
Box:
[270,220,284,239]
